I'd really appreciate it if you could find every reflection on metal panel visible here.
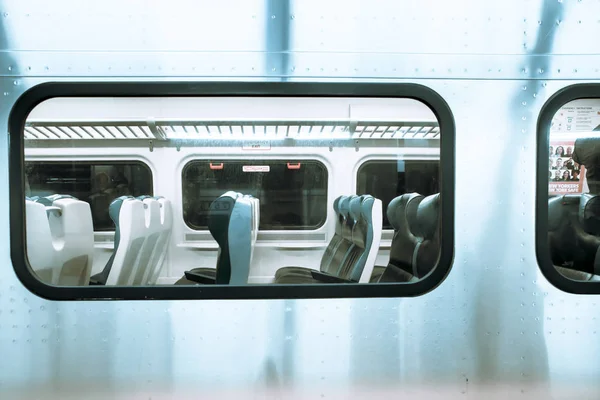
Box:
[2,0,600,399]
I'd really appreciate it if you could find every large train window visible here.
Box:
[356,160,439,229]
[10,82,454,300]
[537,86,600,294]
[25,161,153,231]
[182,160,327,231]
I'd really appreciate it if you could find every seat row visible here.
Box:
[548,193,600,281]
[273,194,382,284]
[90,195,173,285]
[26,190,441,286]
[25,194,172,286]
[26,194,95,285]
[179,191,441,285]
[372,192,440,283]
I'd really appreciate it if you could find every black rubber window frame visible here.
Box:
[181,159,329,231]
[536,83,600,294]
[9,81,456,301]
[25,160,154,232]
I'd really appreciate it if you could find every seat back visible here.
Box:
[244,194,260,261]
[209,192,237,284]
[25,195,94,285]
[132,196,173,285]
[91,195,173,285]
[379,192,441,282]
[412,193,441,278]
[98,196,146,285]
[334,195,383,282]
[548,193,600,275]
[209,191,256,285]
[353,195,383,283]
[323,195,355,274]
[145,197,174,285]
[319,196,347,271]
[228,195,255,284]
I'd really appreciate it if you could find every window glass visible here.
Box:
[13,88,452,299]
[182,160,327,230]
[545,98,600,282]
[357,160,439,229]
[25,161,153,231]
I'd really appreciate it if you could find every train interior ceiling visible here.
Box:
[22,96,600,287]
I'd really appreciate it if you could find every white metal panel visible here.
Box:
[1,0,600,399]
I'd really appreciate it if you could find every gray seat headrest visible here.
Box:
[579,193,600,236]
[413,193,440,239]
[386,193,423,231]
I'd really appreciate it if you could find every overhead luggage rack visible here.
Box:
[24,120,159,140]
[24,119,440,141]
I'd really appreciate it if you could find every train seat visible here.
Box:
[274,194,382,284]
[90,195,172,285]
[351,195,382,283]
[180,191,256,285]
[25,194,94,286]
[274,195,354,283]
[130,196,173,285]
[245,194,260,262]
[143,197,174,285]
[313,195,382,283]
[548,193,600,279]
[374,192,441,283]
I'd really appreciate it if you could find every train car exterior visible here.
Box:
[2,1,600,399]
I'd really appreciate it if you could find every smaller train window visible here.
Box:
[182,160,328,231]
[356,160,439,229]
[537,85,600,294]
[25,161,153,231]
[10,82,455,300]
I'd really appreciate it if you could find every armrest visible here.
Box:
[378,264,414,283]
[310,270,352,283]
[184,270,217,284]
[89,273,105,286]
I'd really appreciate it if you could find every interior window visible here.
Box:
[182,160,328,230]
[25,161,153,231]
[357,160,439,229]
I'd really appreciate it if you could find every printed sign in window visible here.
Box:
[548,140,585,194]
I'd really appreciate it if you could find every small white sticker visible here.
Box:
[243,140,271,150]
[243,165,270,172]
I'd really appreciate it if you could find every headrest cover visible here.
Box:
[333,196,342,214]
[386,193,422,230]
[348,196,362,222]
[413,193,440,239]
[46,194,75,202]
[579,193,600,235]
[360,196,375,223]
[338,196,351,219]
[405,195,424,232]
